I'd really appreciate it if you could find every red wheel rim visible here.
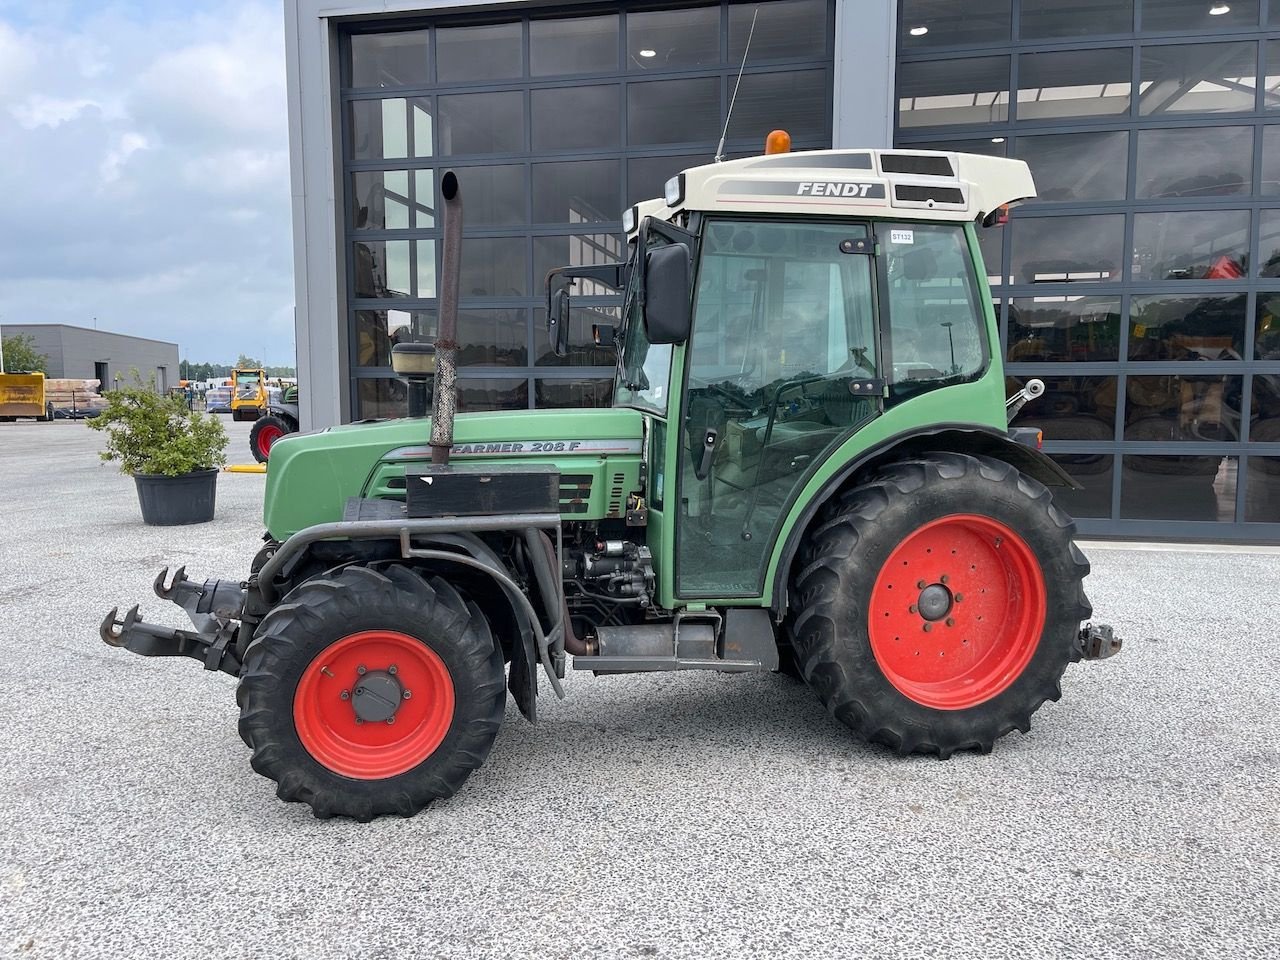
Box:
[293,630,454,779]
[256,423,284,458]
[867,514,1046,710]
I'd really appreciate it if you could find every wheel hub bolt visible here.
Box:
[916,580,926,589]
[954,593,964,603]
[946,617,955,627]
[922,623,932,633]
[403,690,412,700]
[908,604,918,614]
[940,574,949,584]
[385,716,395,725]
[356,665,367,675]
[340,690,350,701]
[388,664,398,676]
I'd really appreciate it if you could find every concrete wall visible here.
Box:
[2,324,179,391]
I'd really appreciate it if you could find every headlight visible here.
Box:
[664,174,685,207]
[622,205,637,234]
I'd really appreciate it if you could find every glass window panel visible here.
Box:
[1251,376,1280,437]
[353,240,414,298]
[729,0,827,62]
[1009,214,1125,284]
[1139,42,1257,116]
[1016,131,1129,202]
[976,224,1004,287]
[356,377,409,419]
[1254,292,1280,358]
[628,6,720,71]
[1129,295,1246,361]
[530,15,618,76]
[1244,457,1280,523]
[1124,375,1243,441]
[412,170,435,227]
[417,240,437,298]
[533,160,621,224]
[1046,454,1114,519]
[533,233,627,292]
[532,85,621,151]
[1266,40,1280,109]
[455,165,525,226]
[460,238,527,298]
[900,0,1011,49]
[1121,456,1237,521]
[1132,210,1250,282]
[458,377,529,411]
[1008,297,1123,362]
[1259,127,1280,194]
[350,30,429,88]
[535,305,620,366]
[898,56,1010,128]
[351,171,415,230]
[354,309,436,368]
[457,309,528,366]
[628,77,720,144]
[535,377,615,408]
[436,22,522,83]
[628,154,710,205]
[1020,0,1134,39]
[1010,375,1118,441]
[1017,49,1132,121]
[1136,126,1252,199]
[1142,1,1259,33]
[349,98,428,160]
[438,92,523,154]
[723,70,829,143]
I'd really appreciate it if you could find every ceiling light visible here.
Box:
[909,25,929,37]
[1209,3,1230,14]
[991,137,1006,143]
[639,48,657,57]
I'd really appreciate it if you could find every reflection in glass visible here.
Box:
[1124,375,1243,442]
[350,31,429,88]
[1139,43,1257,115]
[1017,49,1131,121]
[530,15,618,76]
[1009,214,1124,284]
[457,309,528,366]
[1020,0,1133,39]
[1256,293,1280,358]
[535,377,614,408]
[1142,1,1259,33]
[628,77,720,144]
[1245,457,1280,522]
[458,378,528,411]
[1007,297,1122,362]
[1121,456,1237,521]
[1048,454,1114,519]
[628,7,719,70]
[1009,375,1118,443]
[1016,131,1128,202]
[436,23,522,83]
[1136,126,1252,199]
[460,238,527,298]
[900,0,1010,49]
[1267,40,1280,109]
[727,70,829,142]
[353,240,413,298]
[456,165,525,226]
[355,310,436,367]
[356,378,408,419]
[1132,210,1250,282]
[1128,296,1246,361]
[904,137,1007,157]
[352,171,411,229]
[535,306,620,366]
[1251,375,1280,439]
[898,56,1010,128]
[437,92,523,154]
[532,86,621,152]
[976,224,1003,287]
[1259,126,1280,194]
[533,160,620,224]
[350,98,432,160]
[533,233,626,292]
[728,0,828,62]
[628,154,709,205]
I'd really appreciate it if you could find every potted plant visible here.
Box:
[90,373,228,525]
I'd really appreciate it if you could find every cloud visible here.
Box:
[0,2,295,365]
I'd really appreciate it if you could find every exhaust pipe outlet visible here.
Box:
[430,170,463,465]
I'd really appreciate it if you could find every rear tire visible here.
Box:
[786,452,1091,757]
[237,564,505,820]
[249,414,291,462]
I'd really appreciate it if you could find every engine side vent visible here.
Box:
[560,473,593,515]
[386,476,407,489]
[881,153,954,177]
[607,472,625,518]
[895,184,965,204]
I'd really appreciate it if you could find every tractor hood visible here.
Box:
[262,407,645,539]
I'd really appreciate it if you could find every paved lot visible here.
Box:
[0,418,1277,960]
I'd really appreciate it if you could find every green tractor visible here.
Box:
[102,149,1120,821]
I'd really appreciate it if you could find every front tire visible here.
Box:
[237,565,505,820]
[249,414,290,462]
[787,452,1091,757]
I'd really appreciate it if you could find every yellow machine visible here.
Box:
[229,368,267,421]
[0,372,53,422]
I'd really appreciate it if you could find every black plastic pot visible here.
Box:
[133,469,218,525]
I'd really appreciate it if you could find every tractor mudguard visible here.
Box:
[770,423,1078,615]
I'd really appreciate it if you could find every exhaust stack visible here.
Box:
[430,170,462,464]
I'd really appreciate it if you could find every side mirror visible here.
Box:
[644,243,692,345]
[548,288,572,358]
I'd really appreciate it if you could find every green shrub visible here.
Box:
[90,374,228,476]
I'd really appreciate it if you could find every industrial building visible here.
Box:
[284,0,1280,540]
[2,324,180,393]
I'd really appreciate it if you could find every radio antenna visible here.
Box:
[716,6,758,162]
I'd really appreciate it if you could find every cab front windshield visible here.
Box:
[614,234,674,415]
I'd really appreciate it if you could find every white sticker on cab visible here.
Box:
[890,229,914,245]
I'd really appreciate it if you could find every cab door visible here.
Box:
[676,219,882,598]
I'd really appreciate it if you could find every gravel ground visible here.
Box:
[0,417,1277,960]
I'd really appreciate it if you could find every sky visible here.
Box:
[0,1,295,366]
